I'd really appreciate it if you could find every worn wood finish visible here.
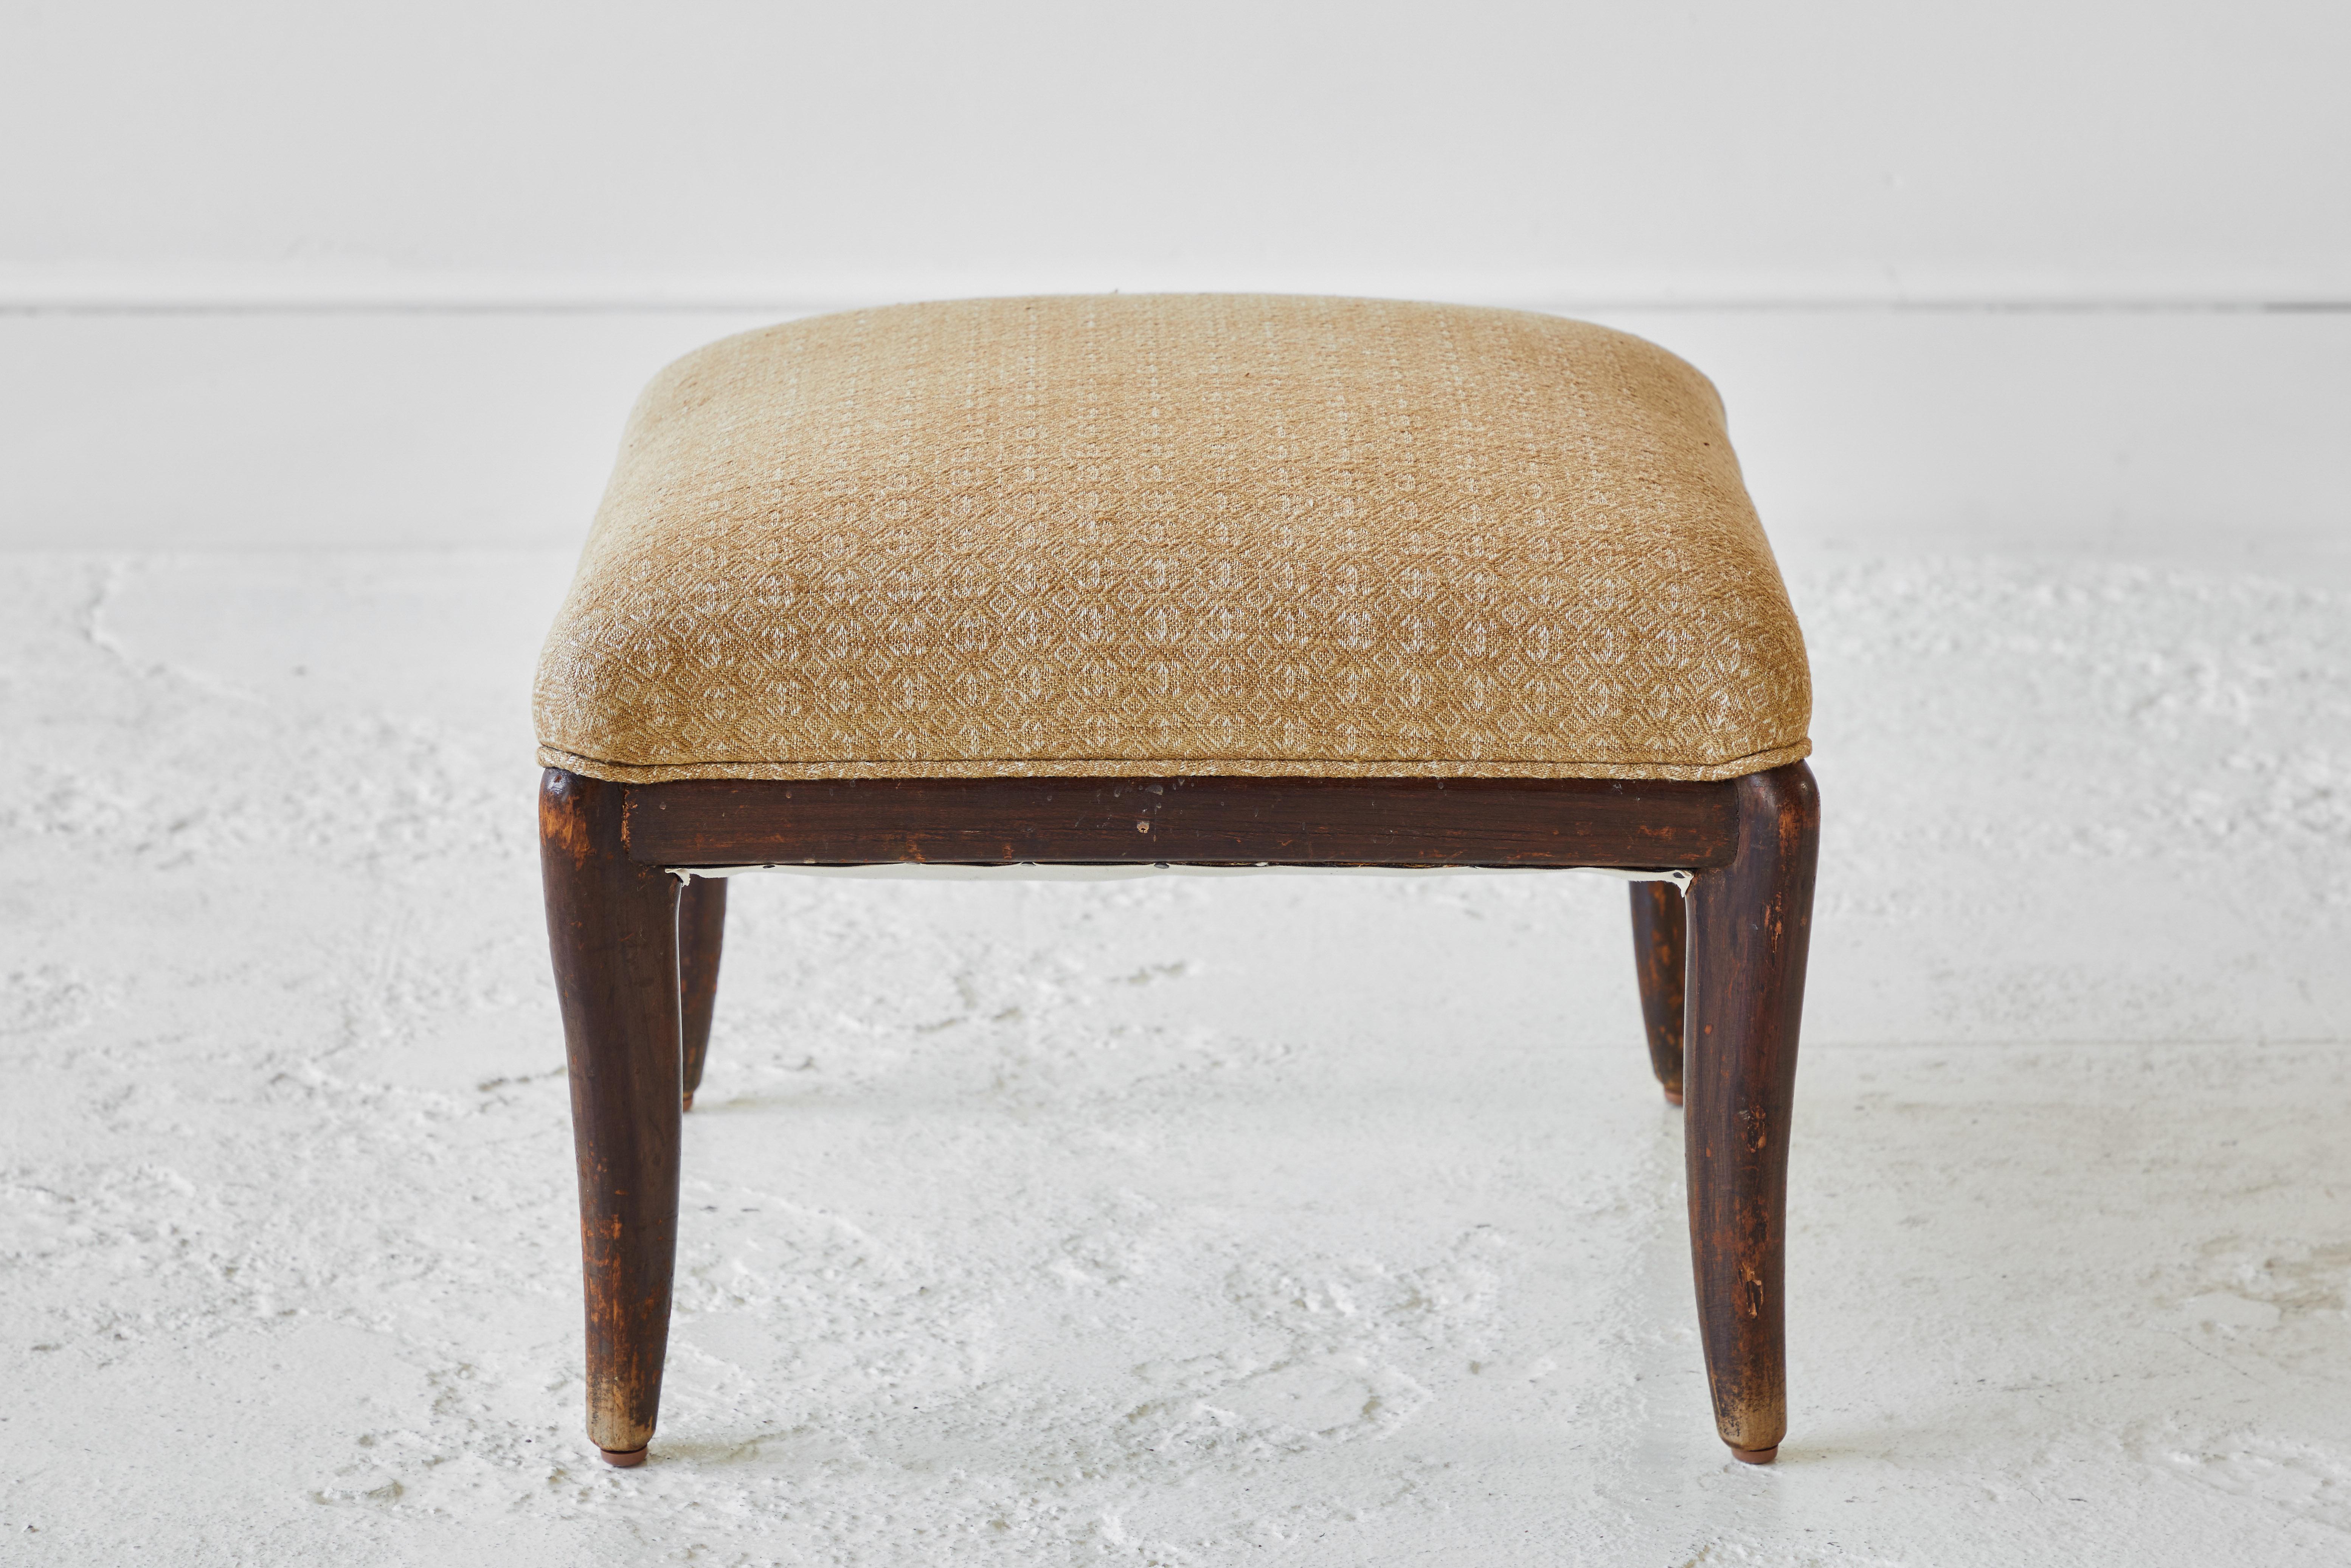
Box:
[540,768,684,1464]
[1629,880,1688,1104]
[622,775,1740,870]
[677,876,728,1112]
[1682,761,1819,1462]
[546,761,1818,1466]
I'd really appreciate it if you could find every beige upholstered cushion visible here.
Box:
[535,295,1810,783]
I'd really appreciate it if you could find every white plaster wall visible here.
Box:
[5,1,2347,303]
[2,0,2346,548]
[5,309,2348,553]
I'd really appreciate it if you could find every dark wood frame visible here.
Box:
[541,762,1819,1467]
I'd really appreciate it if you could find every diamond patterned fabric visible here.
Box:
[534,295,1811,782]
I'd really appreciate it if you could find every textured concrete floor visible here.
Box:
[3,546,2349,1565]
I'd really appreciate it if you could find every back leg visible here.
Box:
[1630,880,1687,1104]
[678,876,729,1112]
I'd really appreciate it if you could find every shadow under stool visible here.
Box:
[532,294,1820,1469]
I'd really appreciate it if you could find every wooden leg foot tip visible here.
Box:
[1730,1444,1778,1465]
[681,1091,695,1112]
[1662,1087,1684,1106]
[601,1445,649,1468]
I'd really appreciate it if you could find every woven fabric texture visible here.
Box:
[535,295,1811,783]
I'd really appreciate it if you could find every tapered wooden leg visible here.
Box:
[1682,761,1819,1463]
[1629,880,1687,1104]
[678,876,728,1112]
[540,768,683,1466]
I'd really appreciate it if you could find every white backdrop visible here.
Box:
[3,0,2346,548]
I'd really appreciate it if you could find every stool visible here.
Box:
[534,295,1819,1469]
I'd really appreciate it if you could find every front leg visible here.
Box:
[1683,762,1819,1463]
[540,769,683,1466]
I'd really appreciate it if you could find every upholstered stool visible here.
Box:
[535,295,1818,1469]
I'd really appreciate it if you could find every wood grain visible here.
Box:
[544,759,1816,1467]
[540,768,684,1462]
[677,876,728,1112]
[1629,880,1688,1104]
[1682,761,1819,1460]
[621,775,1739,870]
